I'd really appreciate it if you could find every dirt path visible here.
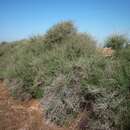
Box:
[0,80,71,130]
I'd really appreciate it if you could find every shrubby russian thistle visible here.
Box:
[1,21,130,130]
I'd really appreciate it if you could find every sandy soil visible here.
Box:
[0,80,72,130]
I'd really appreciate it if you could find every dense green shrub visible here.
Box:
[1,21,130,130]
[117,47,130,80]
[41,51,129,129]
[2,22,96,99]
[104,36,130,130]
[104,34,129,50]
[44,21,77,48]
[0,43,16,78]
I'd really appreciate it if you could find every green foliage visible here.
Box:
[104,34,129,50]
[42,53,129,129]
[1,21,130,130]
[116,47,130,92]
[0,43,16,78]
[44,21,77,48]
[117,46,130,60]
[111,43,130,130]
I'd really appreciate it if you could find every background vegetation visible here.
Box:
[0,21,130,130]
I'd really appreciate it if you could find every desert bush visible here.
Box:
[104,34,130,91]
[3,22,96,100]
[4,42,44,99]
[2,21,130,130]
[41,52,129,129]
[0,43,16,78]
[44,21,77,48]
[114,46,130,130]
[104,35,130,130]
[117,47,130,84]
[104,34,129,50]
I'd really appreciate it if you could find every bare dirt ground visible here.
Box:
[0,80,72,130]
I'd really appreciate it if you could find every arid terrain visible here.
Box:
[0,21,130,130]
[0,80,72,130]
